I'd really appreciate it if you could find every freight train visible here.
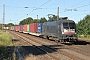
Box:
[4,19,78,43]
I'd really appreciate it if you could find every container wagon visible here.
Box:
[29,23,42,36]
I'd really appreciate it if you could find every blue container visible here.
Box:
[38,23,42,33]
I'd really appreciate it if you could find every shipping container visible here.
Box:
[18,26,20,31]
[14,26,15,31]
[12,26,14,31]
[19,25,21,31]
[6,27,9,30]
[19,25,24,32]
[11,26,13,30]
[4,27,9,30]
[23,24,28,33]
[10,26,12,30]
[27,24,30,32]
[30,23,38,33]
[38,23,42,33]
[9,26,11,30]
[15,26,18,31]
[3,27,6,29]
[11,26,12,30]
[12,26,13,30]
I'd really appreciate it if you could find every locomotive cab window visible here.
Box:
[63,22,69,29]
[63,22,75,29]
[69,23,75,29]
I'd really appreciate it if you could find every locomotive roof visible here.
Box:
[46,19,74,23]
[60,19,74,22]
[43,19,75,25]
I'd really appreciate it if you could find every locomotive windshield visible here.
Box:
[63,22,75,29]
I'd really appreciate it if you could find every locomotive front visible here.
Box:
[61,20,78,42]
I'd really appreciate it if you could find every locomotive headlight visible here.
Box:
[62,32,64,34]
[72,29,75,31]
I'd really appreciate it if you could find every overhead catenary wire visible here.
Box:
[29,0,52,13]
[66,3,90,16]
[19,0,52,21]
[74,3,90,9]
[1,5,57,10]
[60,3,90,13]
[39,0,51,7]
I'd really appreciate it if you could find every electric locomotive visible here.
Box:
[42,18,78,43]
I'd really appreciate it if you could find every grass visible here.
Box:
[0,30,12,46]
[0,30,14,60]
[0,30,37,60]
[78,35,90,41]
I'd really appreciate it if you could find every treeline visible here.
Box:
[19,17,47,25]
[6,15,58,27]
[76,14,90,35]
[19,15,58,25]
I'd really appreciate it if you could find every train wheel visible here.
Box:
[59,40,62,43]
[43,35,46,39]
[60,39,65,43]
[73,39,78,43]
[46,36,49,40]
[76,39,78,42]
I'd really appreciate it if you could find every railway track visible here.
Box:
[66,44,90,56]
[9,31,65,60]
[8,30,90,60]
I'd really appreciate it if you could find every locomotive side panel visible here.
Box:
[42,21,61,39]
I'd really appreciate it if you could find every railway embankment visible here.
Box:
[0,30,15,60]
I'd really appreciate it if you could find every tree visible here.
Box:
[48,15,57,21]
[26,17,33,24]
[76,14,90,35]
[39,17,47,23]
[33,19,38,23]
[19,17,33,25]
[6,23,14,27]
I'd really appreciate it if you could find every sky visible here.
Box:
[0,0,90,24]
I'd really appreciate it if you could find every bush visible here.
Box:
[0,30,12,46]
